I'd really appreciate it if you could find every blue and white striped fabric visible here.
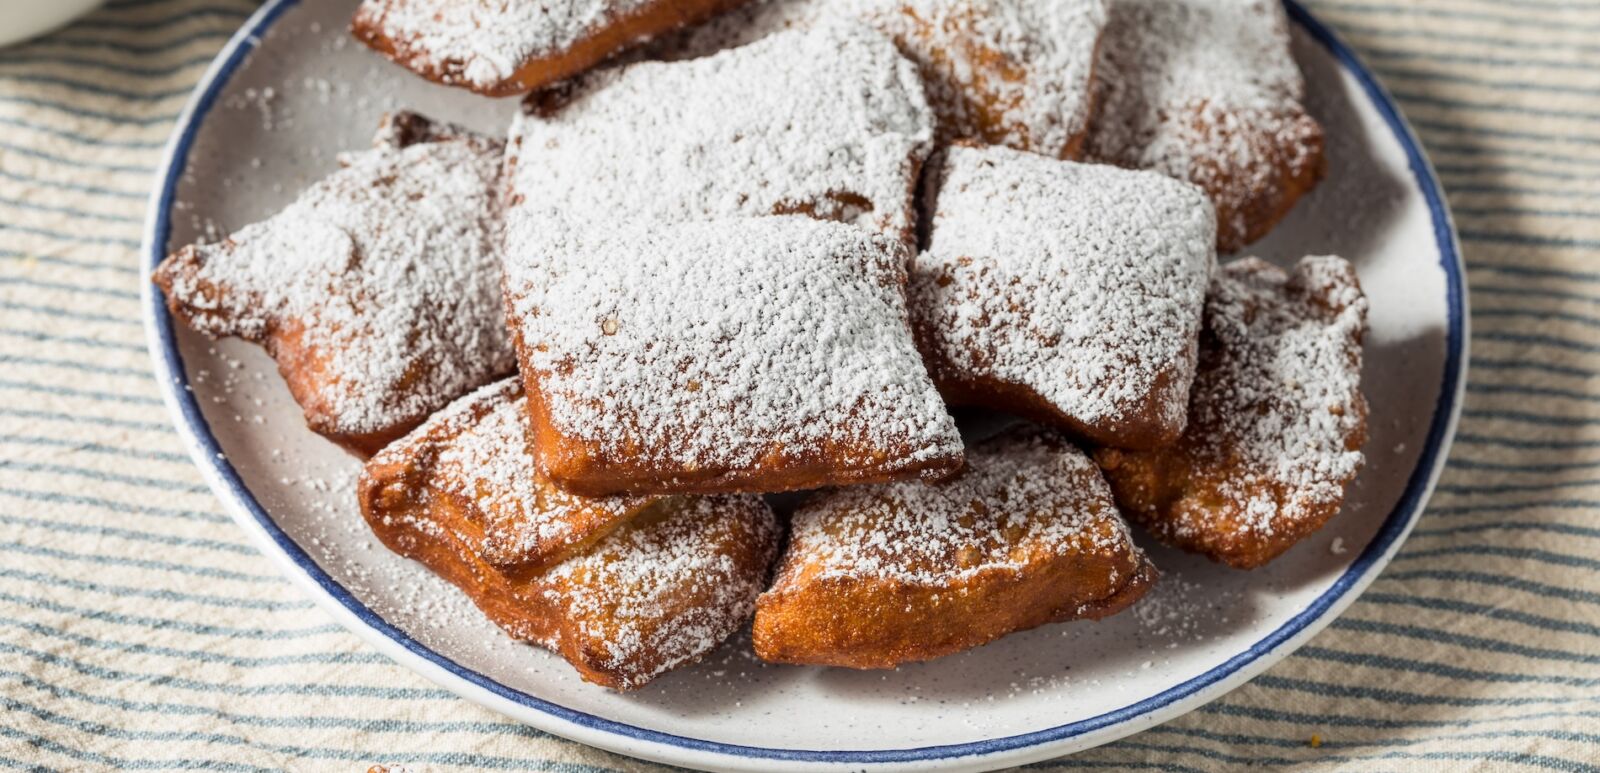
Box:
[2,0,1599,768]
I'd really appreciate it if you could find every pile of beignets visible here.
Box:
[155,0,1370,690]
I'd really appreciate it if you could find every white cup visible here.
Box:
[1,0,106,48]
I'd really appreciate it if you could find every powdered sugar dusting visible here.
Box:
[1086,0,1321,250]
[778,426,1141,586]
[504,22,935,244]
[908,144,1214,447]
[155,114,514,444]
[1096,255,1368,567]
[657,0,1105,157]
[353,0,657,92]
[1190,256,1368,532]
[503,215,962,488]
[370,378,657,570]
[543,495,780,689]
[650,0,826,55]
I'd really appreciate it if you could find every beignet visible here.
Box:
[153,112,513,455]
[351,0,745,96]
[657,0,1108,159]
[754,426,1156,669]
[504,22,935,245]
[908,144,1215,450]
[359,382,781,689]
[1095,256,1368,569]
[1086,0,1324,252]
[501,215,964,496]
[361,378,654,572]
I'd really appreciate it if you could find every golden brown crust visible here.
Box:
[917,356,1191,451]
[501,216,964,498]
[1172,104,1325,253]
[358,385,781,689]
[1085,0,1323,252]
[544,496,779,688]
[152,112,512,457]
[360,379,655,572]
[1095,256,1369,569]
[351,0,748,97]
[522,386,963,498]
[906,144,1215,452]
[153,258,413,457]
[651,0,1109,159]
[886,0,1105,158]
[753,426,1155,669]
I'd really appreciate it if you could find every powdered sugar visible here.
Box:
[1086,0,1321,250]
[866,0,1105,155]
[657,0,1106,157]
[908,144,1215,448]
[542,495,780,689]
[503,215,962,490]
[352,0,657,93]
[1095,255,1368,567]
[360,377,779,688]
[1189,256,1368,531]
[650,0,826,56]
[778,426,1140,586]
[504,22,935,244]
[370,378,656,570]
[155,113,514,446]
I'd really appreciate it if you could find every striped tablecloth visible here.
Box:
[3,0,1598,769]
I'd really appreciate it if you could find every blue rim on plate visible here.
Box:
[141,1,1467,766]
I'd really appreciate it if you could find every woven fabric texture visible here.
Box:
[1,0,1598,769]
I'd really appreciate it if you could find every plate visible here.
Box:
[140,2,1468,770]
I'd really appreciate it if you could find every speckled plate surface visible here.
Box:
[140,2,1467,770]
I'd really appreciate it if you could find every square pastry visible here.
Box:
[1087,0,1324,251]
[360,378,656,573]
[501,215,963,496]
[754,426,1156,669]
[504,22,934,246]
[908,144,1215,450]
[1095,256,1369,569]
[359,379,781,690]
[657,0,1108,159]
[352,0,743,96]
[153,111,514,455]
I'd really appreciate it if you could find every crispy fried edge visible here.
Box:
[752,430,1156,669]
[892,2,1106,159]
[542,495,782,688]
[1191,107,1325,253]
[359,452,781,688]
[1093,257,1368,569]
[350,0,751,97]
[502,227,963,498]
[360,378,654,573]
[908,144,1204,450]
[150,112,507,457]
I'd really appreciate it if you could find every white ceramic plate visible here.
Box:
[141,2,1468,770]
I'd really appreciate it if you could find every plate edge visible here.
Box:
[136,2,1471,770]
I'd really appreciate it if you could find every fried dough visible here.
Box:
[1094,256,1368,569]
[504,22,934,246]
[153,111,512,455]
[360,378,655,572]
[908,144,1215,450]
[501,215,963,496]
[656,0,1108,159]
[754,426,1155,669]
[359,381,781,689]
[1086,0,1324,252]
[351,0,745,96]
